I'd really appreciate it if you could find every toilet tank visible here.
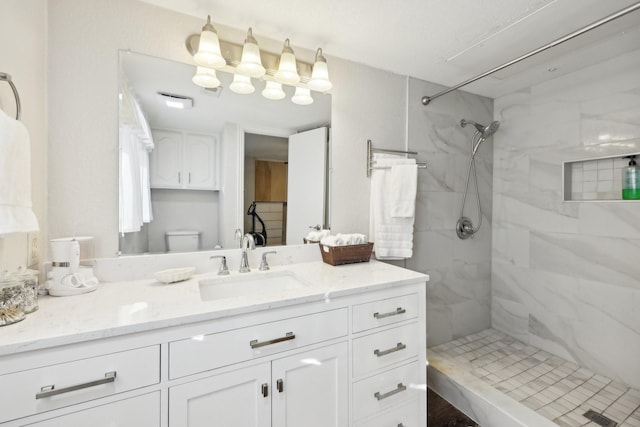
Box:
[165,230,201,252]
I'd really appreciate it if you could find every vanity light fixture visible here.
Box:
[274,39,301,85]
[187,16,332,105]
[229,73,255,94]
[262,81,286,100]
[308,48,333,92]
[192,66,221,88]
[236,28,265,78]
[291,86,313,105]
[193,15,226,69]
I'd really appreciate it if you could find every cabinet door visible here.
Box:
[21,392,160,427]
[184,134,217,190]
[271,342,348,427]
[169,363,271,427]
[150,130,182,188]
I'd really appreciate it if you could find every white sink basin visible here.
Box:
[199,271,310,301]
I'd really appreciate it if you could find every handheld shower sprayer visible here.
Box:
[457,118,500,239]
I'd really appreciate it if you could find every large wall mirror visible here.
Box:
[118,51,331,254]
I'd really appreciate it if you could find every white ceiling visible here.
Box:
[139,0,640,99]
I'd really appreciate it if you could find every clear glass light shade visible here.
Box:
[236,28,265,78]
[193,17,226,69]
[291,87,314,105]
[308,49,332,92]
[274,39,300,85]
[229,74,255,94]
[192,66,221,88]
[262,81,286,100]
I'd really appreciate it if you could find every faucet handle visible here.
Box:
[259,251,277,271]
[210,255,230,275]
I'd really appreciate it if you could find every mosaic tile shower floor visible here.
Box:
[430,329,640,427]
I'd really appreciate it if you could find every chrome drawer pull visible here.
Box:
[36,371,117,400]
[373,307,406,319]
[276,378,284,393]
[261,383,269,397]
[374,382,406,401]
[250,332,295,349]
[374,342,407,357]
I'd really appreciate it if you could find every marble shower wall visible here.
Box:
[492,48,640,389]
[406,78,494,347]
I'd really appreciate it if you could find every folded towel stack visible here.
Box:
[320,233,367,247]
[369,153,417,260]
[305,229,330,242]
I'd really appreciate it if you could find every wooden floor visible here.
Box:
[427,388,481,427]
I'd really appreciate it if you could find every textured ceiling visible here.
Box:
[139,0,640,98]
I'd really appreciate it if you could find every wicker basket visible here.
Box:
[319,242,374,266]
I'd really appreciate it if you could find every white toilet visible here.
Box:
[165,230,201,252]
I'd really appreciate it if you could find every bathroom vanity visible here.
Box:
[0,258,427,427]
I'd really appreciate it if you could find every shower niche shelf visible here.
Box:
[563,153,640,202]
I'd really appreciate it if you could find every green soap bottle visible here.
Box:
[622,155,640,200]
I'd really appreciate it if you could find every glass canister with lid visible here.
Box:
[15,266,39,313]
[0,273,26,326]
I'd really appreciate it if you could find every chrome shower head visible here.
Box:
[460,119,500,139]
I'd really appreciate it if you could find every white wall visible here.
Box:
[46,0,408,257]
[0,0,47,270]
[492,48,640,388]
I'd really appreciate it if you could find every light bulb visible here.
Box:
[193,16,226,69]
[308,48,332,92]
[230,74,255,94]
[291,87,313,105]
[236,28,265,78]
[262,81,286,100]
[192,66,221,88]
[274,39,300,85]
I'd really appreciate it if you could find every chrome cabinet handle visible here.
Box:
[36,371,117,400]
[276,379,284,393]
[374,383,406,401]
[178,172,181,183]
[373,307,406,319]
[250,332,295,349]
[374,342,407,357]
[261,383,269,397]
[189,172,191,184]
[397,424,405,427]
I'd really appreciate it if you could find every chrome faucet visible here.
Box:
[239,234,256,273]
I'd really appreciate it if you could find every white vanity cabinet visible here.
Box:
[0,270,427,427]
[150,129,218,190]
[168,307,349,426]
[169,343,348,427]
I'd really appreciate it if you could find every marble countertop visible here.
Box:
[0,259,428,356]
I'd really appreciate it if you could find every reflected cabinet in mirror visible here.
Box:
[118,51,331,254]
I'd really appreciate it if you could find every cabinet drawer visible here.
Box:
[169,308,348,379]
[19,391,160,427]
[354,397,420,427]
[352,323,418,377]
[352,293,418,332]
[352,361,421,421]
[0,345,160,423]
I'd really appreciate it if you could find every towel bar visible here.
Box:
[366,139,427,177]
[0,72,21,120]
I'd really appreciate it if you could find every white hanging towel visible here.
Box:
[369,153,417,260]
[0,108,39,235]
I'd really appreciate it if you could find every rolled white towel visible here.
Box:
[321,235,345,246]
[306,229,330,242]
[336,233,367,245]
